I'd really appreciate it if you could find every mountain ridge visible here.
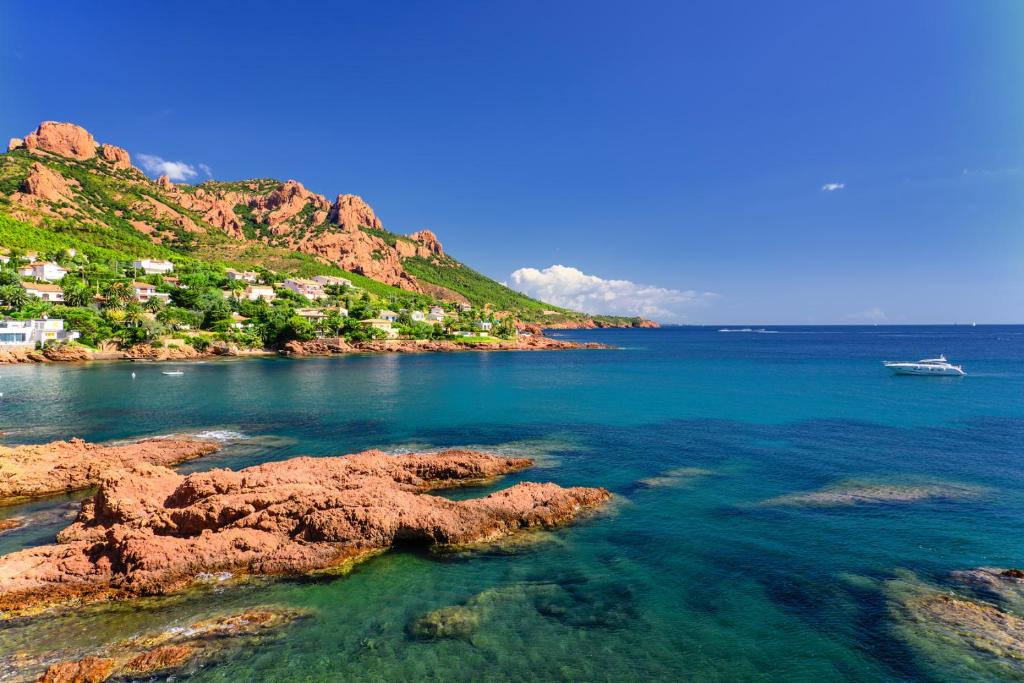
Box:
[1,121,655,327]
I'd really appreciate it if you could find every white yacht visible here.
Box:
[882,355,965,376]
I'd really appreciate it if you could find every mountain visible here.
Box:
[0,121,654,326]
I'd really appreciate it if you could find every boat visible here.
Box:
[882,355,965,376]
[161,371,184,376]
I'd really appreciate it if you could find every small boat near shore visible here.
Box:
[162,371,184,376]
[883,355,965,376]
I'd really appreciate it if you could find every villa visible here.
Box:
[460,303,472,312]
[226,268,259,283]
[295,308,326,321]
[312,275,352,288]
[244,285,276,302]
[410,310,426,322]
[378,309,399,323]
[0,318,80,347]
[475,320,493,332]
[360,318,399,339]
[131,258,175,275]
[282,278,326,300]
[18,261,67,281]
[20,282,64,302]
[131,282,169,304]
[230,313,251,329]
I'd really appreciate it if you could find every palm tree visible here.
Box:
[105,281,134,308]
[122,302,146,328]
[0,284,28,311]
[61,281,92,308]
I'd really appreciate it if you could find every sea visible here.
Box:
[1,325,1022,681]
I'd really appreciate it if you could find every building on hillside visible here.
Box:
[460,303,473,312]
[378,310,399,323]
[18,261,67,281]
[163,276,181,287]
[282,278,326,300]
[312,275,352,288]
[295,308,326,321]
[475,320,493,332]
[244,285,276,302]
[131,282,169,303]
[410,310,426,322]
[20,282,64,302]
[226,268,259,283]
[131,259,175,275]
[452,330,473,337]
[0,247,10,265]
[359,318,399,339]
[427,311,445,323]
[0,318,80,347]
[230,313,252,330]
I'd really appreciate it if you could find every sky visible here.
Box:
[2,0,1022,323]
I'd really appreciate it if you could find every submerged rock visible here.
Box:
[635,466,713,489]
[408,605,482,639]
[886,571,1024,679]
[0,438,220,503]
[758,480,984,507]
[0,450,611,616]
[30,607,306,682]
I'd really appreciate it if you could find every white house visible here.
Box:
[378,309,399,323]
[18,261,67,281]
[295,307,326,321]
[131,282,169,303]
[244,285,276,302]
[230,313,252,330]
[460,303,473,312]
[360,318,399,339]
[475,320,493,332]
[312,275,352,288]
[410,310,426,322]
[226,268,259,283]
[0,318,80,347]
[132,259,174,275]
[282,278,326,300]
[20,282,64,302]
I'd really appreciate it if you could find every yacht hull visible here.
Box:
[885,364,965,376]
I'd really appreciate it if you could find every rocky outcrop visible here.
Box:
[42,343,92,362]
[410,229,444,257]
[0,449,611,615]
[122,342,204,361]
[99,144,131,170]
[282,336,610,355]
[8,137,23,152]
[156,174,174,191]
[0,437,220,502]
[21,162,76,202]
[20,122,98,160]
[258,180,330,227]
[328,193,382,232]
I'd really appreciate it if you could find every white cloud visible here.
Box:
[844,306,887,322]
[136,153,201,182]
[508,264,716,322]
[821,182,846,192]
[198,163,213,178]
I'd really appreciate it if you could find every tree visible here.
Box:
[0,284,29,311]
[123,302,146,328]
[105,281,134,308]
[61,280,92,308]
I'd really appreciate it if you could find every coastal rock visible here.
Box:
[122,342,203,360]
[21,162,76,202]
[0,437,220,502]
[757,480,985,507]
[42,344,92,362]
[328,193,382,232]
[21,122,98,160]
[99,144,131,170]
[37,656,115,683]
[0,449,610,615]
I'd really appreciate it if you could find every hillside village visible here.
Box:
[0,244,519,355]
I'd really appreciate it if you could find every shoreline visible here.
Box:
[0,335,613,365]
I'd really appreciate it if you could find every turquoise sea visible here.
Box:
[1,325,1023,681]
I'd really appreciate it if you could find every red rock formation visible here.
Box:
[21,121,98,160]
[99,144,131,170]
[37,656,115,683]
[328,193,382,231]
[20,162,76,202]
[0,450,610,614]
[156,174,174,191]
[0,437,220,501]
[257,180,329,227]
[410,229,444,257]
[8,137,23,152]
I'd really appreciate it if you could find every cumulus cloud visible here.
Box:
[136,153,203,182]
[508,264,716,322]
[821,182,846,192]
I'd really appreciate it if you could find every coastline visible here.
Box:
[0,334,612,365]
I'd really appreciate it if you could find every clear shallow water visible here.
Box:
[1,326,1023,681]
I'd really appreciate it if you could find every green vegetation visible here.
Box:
[359,225,414,247]
[402,256,568,316]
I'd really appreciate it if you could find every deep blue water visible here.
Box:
[1,326,1022,680]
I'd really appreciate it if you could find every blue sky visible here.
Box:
[2,1,1021,323]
